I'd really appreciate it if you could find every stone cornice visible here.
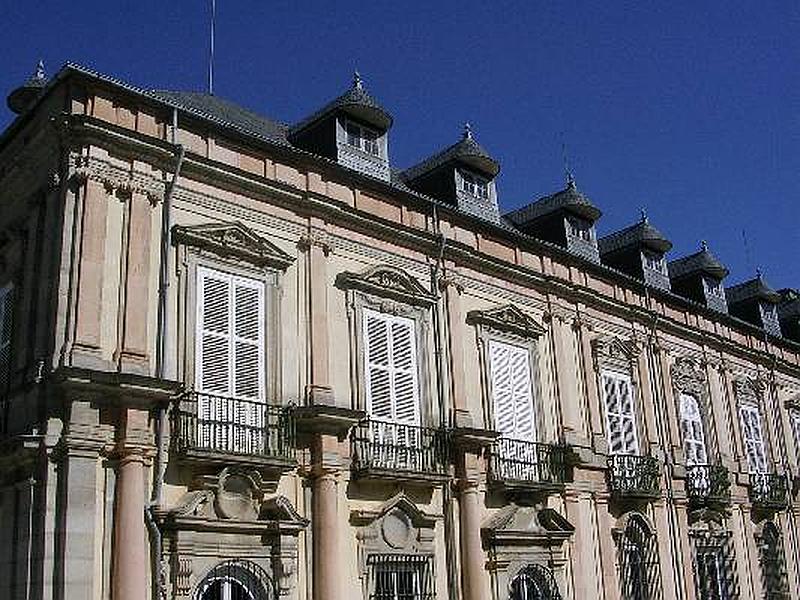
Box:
[70,153,165,202]
[59,118,800,379]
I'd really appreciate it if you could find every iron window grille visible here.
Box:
[686,465,731,507]
[607,454,661,499]
[351,419,448,477]
[690,530,739,600]
[758,522,790,600]
[509,564,563,600]
[488,438,569,489]
[748,473,788,510]
[368,554,434,600]
[194,559,275,600]
[618,515,662,600]
[171,391,295,461]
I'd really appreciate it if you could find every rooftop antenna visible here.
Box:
[208,0,216,95]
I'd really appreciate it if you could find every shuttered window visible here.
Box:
[363,308,420,425]
[739,404,768,474]
[0,284,13,394]
[789,410,800,468]
[195,267,265,400]
[488,340,536,441]
[679,393,708,466]
[602,371,638,455]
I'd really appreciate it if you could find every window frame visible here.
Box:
[344,118,382,157]
[177,246,284,406]
[486,337,539,443]
[458,169,490,200]
[367,554,433,600]
[738,402,768,475]
[601,368,640,456]
[679,392,709,467]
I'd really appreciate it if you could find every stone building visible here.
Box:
[1,61,800,600]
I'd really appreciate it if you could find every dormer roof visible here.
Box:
[401,124,500,182]
[7,61,48,114]
[505,176,602,225]
[668,243,729,280]
[726,274,781,305]
[598,215,672,255]
[289,72,393,136]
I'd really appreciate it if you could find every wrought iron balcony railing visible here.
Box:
[686,464,731,506]
[607,454,661,499]
[749,473,788,510]
[488,438,569,490]
[171,391,295,463]
[351,419,449,478]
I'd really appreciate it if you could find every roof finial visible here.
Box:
[640,207,648,223]
[463,121,473,140]
[34,60,46,81]
[756,267,763,280]
[565,169,576,190]
[700,240,708,252]
[353,70,363,90]
[560,137,576,190]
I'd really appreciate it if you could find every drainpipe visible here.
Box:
[146,108,184,600]
[429,205,459,600]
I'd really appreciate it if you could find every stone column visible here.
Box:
[312,467,339,600]
[112,452,147,600]
[458,479,484,600]
[441,273,472,427]
[302,221,334,405]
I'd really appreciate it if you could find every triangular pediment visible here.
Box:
[482,504,574,548]
[467,304,545,338]
[336,265,434,306]
[350,492,436,529]
[592,335,640,362]
[173,221,295,270]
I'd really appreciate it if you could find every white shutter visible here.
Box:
[195,267,265,450]
[791,410,800,467]
[739,404,767,474]
[363,308,420,424]
[602,371,638,455]
[488,340,536,441]
[679,393,708,466]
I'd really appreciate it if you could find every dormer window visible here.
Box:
[460,170,489,200]
[643,251,666,274]
[345,120,381,157]
[567,216,593,242]
[703,276,724,298]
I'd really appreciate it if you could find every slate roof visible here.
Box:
[778,289,800,318]
[725,275,781,305]
[668,244,729,280]
[289,74,393,135]
[598,218,672,255]
[151,91,290,145]
[401,126,501,182]
[504,177,602,226]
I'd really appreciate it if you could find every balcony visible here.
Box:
[488,438,569,492]
[686,464,731,506]
[171,391,295,468]
[607,454,661,500]
[749,473,788,511]
[350,419,449,481]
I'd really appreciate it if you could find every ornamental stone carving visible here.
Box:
[336,264,434,306]
[173,221,295,271]
[466,304,546,339]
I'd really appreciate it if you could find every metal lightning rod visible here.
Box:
[208,0,216,95]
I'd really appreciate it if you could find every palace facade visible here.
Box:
[1,61,800,600]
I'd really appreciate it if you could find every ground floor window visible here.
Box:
[194,560,273,600]
[368,554,433,600]
[690,531,738,600]
[618,514,661,600]
[758,522,789,600]
[509,564,562,600]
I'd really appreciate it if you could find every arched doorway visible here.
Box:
[509,564,562,600]
[194,560,274,600]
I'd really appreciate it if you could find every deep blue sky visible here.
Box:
[2,2,798,289]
